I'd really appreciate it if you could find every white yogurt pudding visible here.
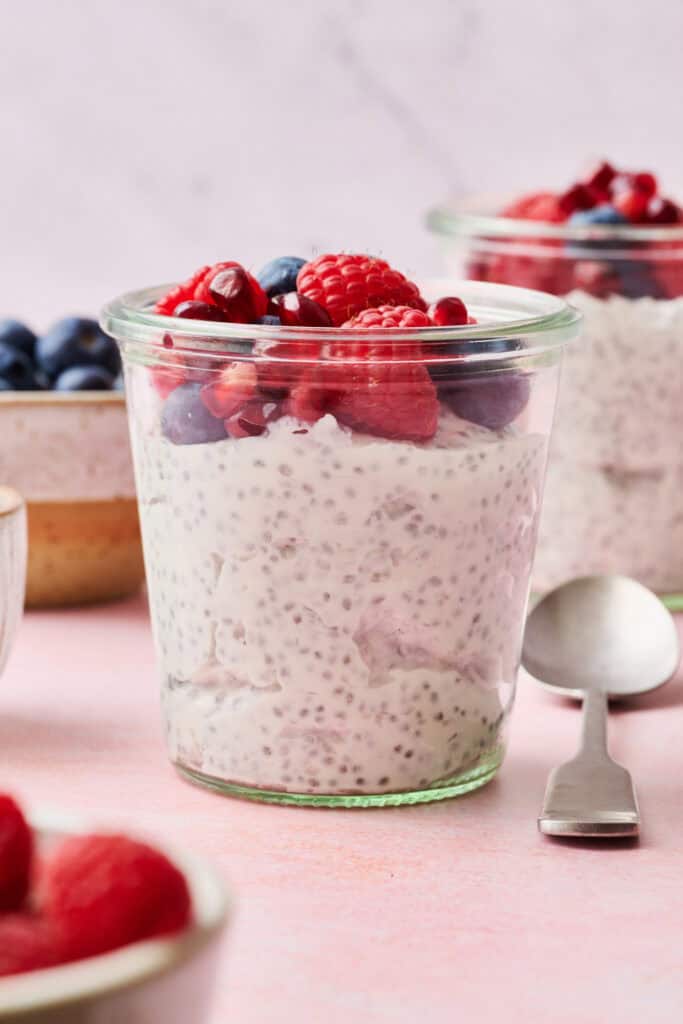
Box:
[130,407,547,798]
[534,293,683,595]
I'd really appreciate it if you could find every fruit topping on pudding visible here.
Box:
[0,793,192,977]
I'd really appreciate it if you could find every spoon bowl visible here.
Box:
[524,575,680,700]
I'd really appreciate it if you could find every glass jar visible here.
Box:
[102,280,579,807]
[429,200,683,609]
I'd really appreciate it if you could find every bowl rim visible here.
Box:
[0,812,232,1015]
[0,392,125,408]
[0,487,24,519]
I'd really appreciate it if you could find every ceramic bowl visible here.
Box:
[0,487,27,674]
[0,815,231,1023]
[0,393,144,607]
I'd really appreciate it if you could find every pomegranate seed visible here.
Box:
[559,183,597,215]
[209,268,258,323]
[429,297,468,326]
[200,362,257,418]
[646,197,682,224]
[270,293,332,327]
[631,172,658,197]
[586,161,617,195]
[225,398,281,439]
[172,301,230,322]
[614,189,649,223]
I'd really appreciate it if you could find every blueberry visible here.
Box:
[568,205,627,227]
[36,317,121,379]
[0,341,41,390]
[441,373,531,431]
[0,319,37,358]
[161,382,228,445]
[54,365,115,391]
[257,314,282,326]
[256,257,306,298]
[428,338,519,382]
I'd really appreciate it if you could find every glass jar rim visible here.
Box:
[101,279,580,360]
[427,194,683,244]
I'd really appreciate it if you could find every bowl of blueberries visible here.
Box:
[0,317,144,608]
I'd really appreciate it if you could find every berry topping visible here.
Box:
[646,196,681,225]
[200,362,258,419]
[208,266,268,323]
[0,916,63,976]
[172,301,231,321]
[54,366,116,391]
[297,254,425,326]
[225,398,282,438]
[501,191,567,223]
[443,373,531,431]
[613,189,649,223]
[429,296,469,326]
[585,160,617,196]
[331,362,438,442]
[558,183,598,216]
[0,341,40,390]
[256,256,307,298]
[258,314,282,325]
[568,204,628,227]
[342,305,432,329]
[161,382,227,445]
[0,794,33,912]
[36,317,120,379]
[42,833,192,960]
[154,265,211,315]
[150,353,188,399]
[270,292,333,327]
[0,319,37,359]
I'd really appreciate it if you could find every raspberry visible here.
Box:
[0,915,65,977]
[200,362,258,418]
[42,834,192,959]
[342,305,431,329]
[297,254,425,326]
[154,265,211,315]
[501,192,568,223]
[287,361,438,443]
[331,362,438,443]
[0,794,33,912]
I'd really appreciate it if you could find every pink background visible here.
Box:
[4,597,682,1022]
[2,0,683,324]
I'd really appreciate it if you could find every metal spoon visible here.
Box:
[522,575,680,838]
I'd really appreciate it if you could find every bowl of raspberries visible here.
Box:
[0,317,144,608]
[0,794,230,1022]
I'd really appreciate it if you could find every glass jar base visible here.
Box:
[175,749,503,808]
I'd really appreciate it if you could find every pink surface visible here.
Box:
[2,595,682,1023]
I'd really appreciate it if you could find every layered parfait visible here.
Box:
[429,161,683,604]
[102,255,577,805]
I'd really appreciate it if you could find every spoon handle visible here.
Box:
[580,688,609,758]
[538,688,640,838]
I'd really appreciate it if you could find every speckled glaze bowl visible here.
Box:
[0,393,144,607]
[0,487,27,672]
[0,815,231,1024]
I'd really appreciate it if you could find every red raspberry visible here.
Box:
[297,254,425,326]
[200,362,258,418]
[256,340,321,398]
[501,192,568,223]
[287,362,438,443]
[0,794,33,912]
[154,265,211,315]
[0,915,65,977]
[42,834,192,959]
[342,305,431,329]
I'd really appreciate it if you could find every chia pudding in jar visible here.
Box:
[429,160,683,607]
[102,256,578,806]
